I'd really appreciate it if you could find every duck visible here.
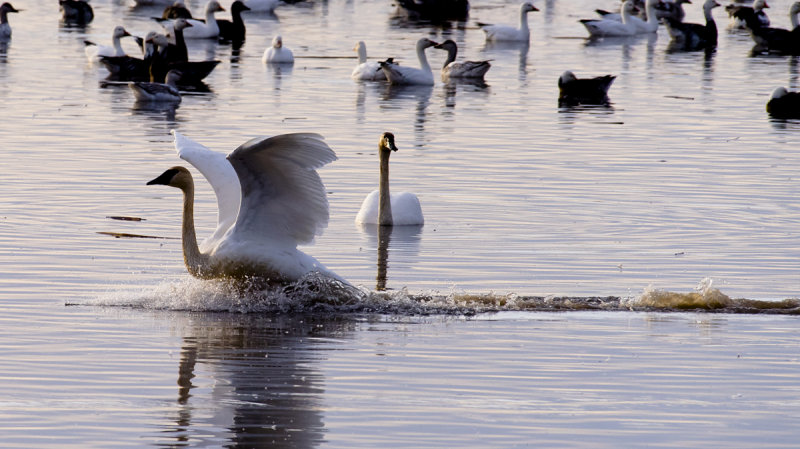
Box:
[479,2,538,42]
[147,131,344,283]
[734,2,800,54]
[262,35,294,63]
[162,0,224,39]
[654,0,692,22]
[355,132,424,226]
[727,0,770,28]
[581,0,638,37]
[59,0,93,24]
[433,39,491,80]
[0,3,19,40]
[664,0,721,50]
[351,41,386,81]
[84,26,132,62]
[557,71,616,106]
[379,37,438,85]
[130,69,182,103]
[244,0,281,13]
[161,0,192,19]
[766,86,800,118]
[217,0,250,43]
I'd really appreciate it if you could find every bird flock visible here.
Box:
[2,0,799,286]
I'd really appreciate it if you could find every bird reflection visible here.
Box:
[0,40,8,63]
[165,313,355,448]
[131,100,179,123]
[358,223,422,291]
[481,40,529,81]
[381,83,433,148]
[441,79,489,114]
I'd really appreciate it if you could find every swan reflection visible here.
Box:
[481,40,529,81]
[381,84,433,147]
[357,223,422,291]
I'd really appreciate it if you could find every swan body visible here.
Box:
[379,37,437,85]
[581,0,638,37]
[162,0,224,39]
[766,86,800,118]
[351,41,386,81]
[85,26,131,62]
[480,2,538,42]
[130,69,182,102]
[596,0,658,33]
[244,0,281,13]
[262,35,294,63]
[665,0,720,50]
[433,39,490,80]
[558,71,616,106]
[0,3,19,40]
[147,131,342,283]
[356,132,424,226]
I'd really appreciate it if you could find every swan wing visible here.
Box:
[225,133,337,247]
[172,130,240,247]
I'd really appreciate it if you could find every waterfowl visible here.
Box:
[59,0,93,24]
[654,0,692,22]
[148,131,343,283]
[84,26,132,62]
[99,31,157,82]
[216,0,250,43]
[479,2,538,42]
[734,2,800,54]
[149,32,220,84]
[355,132,424,226]
[766,86,800,118]
[130,69,182,103]
[161,0,192,19]
[262,35,294,63]
[581,0,638,37]
[162,0,224,39]
[594,0,644,20]
[596,0,659,33]
[379,37,437,85]
[433,39,491,80]
[558,71,616,106]
[0,3,19,40]
[727,0,770,28]
[664,0,721,50]
[351,41,386,81]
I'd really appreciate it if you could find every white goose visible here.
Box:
[356,132,424,226]
[480,2,539,42]
[147,131,343,283]
[603,0,659,33]
[163,0,224,39]
[433,39,491,80]
[85,26,132,62]
[262,35,294,64]
[351,41,386,81]
[0,2,19,40]
[580,0,638,37]
[379,37,438,85]
[130,70,182,103]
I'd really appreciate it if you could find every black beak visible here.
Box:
[147,168,178,186]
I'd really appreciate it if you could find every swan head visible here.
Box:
[703,0,720,11]
[354,40,366,52]
[147,166,193,190]
[754,0,768,11]
[231,0,251,13]
[0,3,19,14]
[113,26,131,39]
[791,1,800,15]
[770,86,788,100]
[272,35,283,48]
[379,132,398,154]
[173,18,193,31]
[434,39,457,52]
[206,0,225,13]
[416,37,439,50]
[521,2,539,13]
[559,70,577,85]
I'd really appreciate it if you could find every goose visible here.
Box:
[130,69,182,103]
[664,0,721,50]
[0,3,19,40]
[149,32,220,84]
[621,0,660,33]
[162,0,224,39]
[84,26,132,62]
[766,86,800,118]
[351,41,386,81]
[727,0,770,28]
[558,71,616,106]
[99,31,157,82]
[59,0,93,23]
[161,0,192,19]
[244,0,281,13]
[734,2,800,54]
[355,132,424,226]
[262,35,294,63]
[654,0,692,22]
[594,0,644,20]
[379,37,438,85]
[216,0,250,43]
[433,39,491,80]
[581,0,638,37]
[147,131,344,283]
[479,2,539,42]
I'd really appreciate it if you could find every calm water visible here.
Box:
[1,0,800,446]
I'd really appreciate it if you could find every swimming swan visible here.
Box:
[355,132,424,226]
[379,37,438,85]
[580,0,638,37]
[162,0,224,39]
[479,2,539,42]
[147,131,342,283]
[433,39,491,80]
[351,41,386,81]
[262,35,294,63]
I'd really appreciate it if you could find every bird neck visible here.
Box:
[232,7,245,25]
[621,5,632,23]
[180,181,211,276]
[378,149,393,226]
[357,44,368,64]
[703,5,715,23]
[416,43,431,73]
[519,8,530,31]
[175,28,187,60]
[0,10,9,25]
[646,0,658,25]
[442,46,456,68]
[792,8,799,29]
[113,35,125,55]
[204,6,217,23]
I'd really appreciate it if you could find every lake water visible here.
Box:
[1,0,799,446]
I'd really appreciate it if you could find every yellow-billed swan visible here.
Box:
[480,2,539,42]
[262,35,294,64]
[147,131,342,283]
[355,132,424,226]
[379,38,438,85]
[351,41,386,81]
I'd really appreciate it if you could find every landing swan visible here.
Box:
[85,26,132,62]
[0,3,19,40]
[351,41,386,81]
[147,131,343,283]
[479,2,538,42]
[262,35,294,63]
[355,132,424,226]
[433,39,491,80]
[580,0,638,37]
[379,37,437,85]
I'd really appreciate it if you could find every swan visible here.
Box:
[162,0,224,39]
[147,131,343,283]
[433,39,491,80]
[130,69,182,103]
[479,2,539,42]
[379,37,438,85]
[99,31,157,82]
[665,0,720,50]
[351,41,386,81]
[262,35,294,63]
[84,26,132,62]
[580,0,638,37]
[558,71,616,106]
[734,2,800,54]
[728,0,770,28]
[0,3,19,40]
[766,86,800,118]
[595,0,658,33]
[244,0,281,13]
[217,1,250,43]
[59,0,93,24]
[355,132,424,226]
[594,0,643,21]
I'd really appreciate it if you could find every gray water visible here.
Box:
[1,0,800,446]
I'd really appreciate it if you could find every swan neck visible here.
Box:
[180,180,211,276]
[378,149,393,226]
[417,42,432,73]
[113,35,124,55]
[519,8,530,31]
[703,5,715,22]
[357,44,367,64]
[443,46,456,67]
[646,0,658,24]
[792,9,799,29]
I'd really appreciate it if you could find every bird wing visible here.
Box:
[225,133,337,247]
[172,130,240,245]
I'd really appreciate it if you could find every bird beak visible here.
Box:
[147,169,177,186]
